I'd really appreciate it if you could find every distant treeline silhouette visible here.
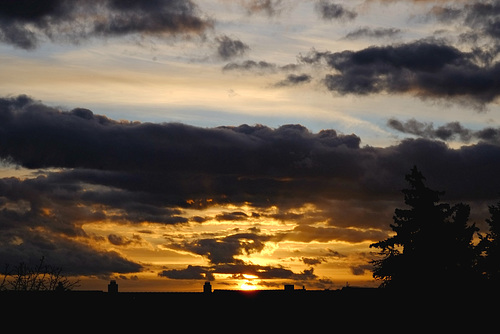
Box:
[371,166,500,292]
[0,256,79,291]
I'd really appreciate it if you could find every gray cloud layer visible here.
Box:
[0,0,211,49]
[215,35,250,60]
[2,1,500,283]
[299,40,500,108]
[388,118,500,144]
[4,0,500,110]
[315,0,357,21]
[430,1,500,43]
[1,95,500,278]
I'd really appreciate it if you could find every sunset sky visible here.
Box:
[1,0,500,292]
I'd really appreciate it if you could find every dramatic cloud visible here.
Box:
[169,232,271,265]
[2,95,500,279]
[299,40,500,108]
[108,234,143,246]
[158,265,214,280]
[315,0,357,21]
[0,0,212,49]
[162,220,383,282]
[388,118,471,142]
[2,0,500,290]
[0,223,142,276]
[430,1,500,42]
[159,263,316,281]
[388,118,500,144]
[3,95,500,207]
[215,35,250,60]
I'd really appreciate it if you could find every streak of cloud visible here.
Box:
[388,118,500,144]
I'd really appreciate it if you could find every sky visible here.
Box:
[1,0,500,292]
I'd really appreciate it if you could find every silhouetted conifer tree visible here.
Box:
[478,202,500,286]
[370,166,478,290]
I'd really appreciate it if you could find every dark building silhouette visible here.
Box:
[108,280,118,293]
[284,284,294,291]
[203,281,212,294]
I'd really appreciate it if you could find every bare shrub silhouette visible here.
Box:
[0,257,79,291]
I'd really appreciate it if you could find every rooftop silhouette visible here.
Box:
[2,279,498,331]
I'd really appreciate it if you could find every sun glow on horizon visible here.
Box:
[239,281,257,291]
[239,274,259,290]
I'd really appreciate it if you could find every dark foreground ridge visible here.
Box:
[2,282,498,331]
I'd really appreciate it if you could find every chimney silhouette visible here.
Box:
[203,281,212,294]
[108,280,118,293]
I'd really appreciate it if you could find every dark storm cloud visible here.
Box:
[214,264,315,280]
[388,118,500,144]
[3,94,500,205]
[0,227,142,276]
[158,265,214,280]
[315,0,357,21]
[215,35,250,60]
[476,127,500,143]
[0,95,362,175]
[2,95,500,276]
[3,94,500,206]
[430,1,500,41]
[0,0,211,49]
[160,227,319,281]
[0,174,142,275]
[169,232,271,265]
[159,263,316,281]
[299,40,500,108]
[108,233,143,246]
[215,211,250,221]
[426,1,500,68]
[388,118,473,142]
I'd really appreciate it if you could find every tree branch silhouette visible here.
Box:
[0,257,79,291]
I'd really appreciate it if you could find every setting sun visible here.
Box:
[240,282,256,291]
[239,274,259,290]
